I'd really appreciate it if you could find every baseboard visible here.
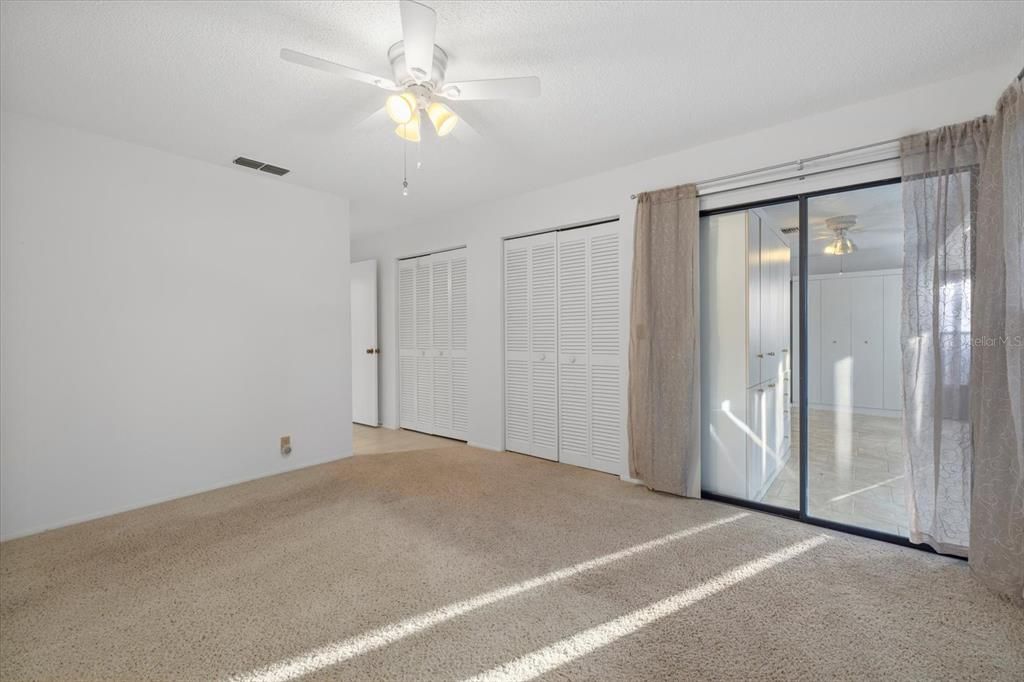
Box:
[0,449,354,543]
[468,441,503,452]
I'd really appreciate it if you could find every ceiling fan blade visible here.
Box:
[280,48,398,90]
[353,106,391,133]
[440,76,541,101]
[448,108,481,143]
[400,0,437,83]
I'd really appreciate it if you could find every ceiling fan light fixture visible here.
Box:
[824,235,857,255]
[427,102,459,136]
[395,111,422,142]
[385,92,417,124]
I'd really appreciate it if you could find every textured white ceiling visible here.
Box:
[2,1,1021,235]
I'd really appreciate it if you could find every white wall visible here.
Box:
[352,60,1017,454]
[0,112,352,540]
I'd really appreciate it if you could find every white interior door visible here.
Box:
[350,259,379,426]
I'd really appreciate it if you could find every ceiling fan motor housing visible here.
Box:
[388,41,449,92]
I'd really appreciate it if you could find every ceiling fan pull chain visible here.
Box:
[402,126,409,197]
[417,137,423,170]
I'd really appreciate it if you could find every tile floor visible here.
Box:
[762,408,908,536]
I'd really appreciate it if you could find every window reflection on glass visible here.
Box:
[806,183,908,536]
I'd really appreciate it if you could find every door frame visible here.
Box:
[698,176,957,557]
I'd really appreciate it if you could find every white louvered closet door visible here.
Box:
[414,256,434,432]
[450,251,469,440]
[431,254,453,436]
[398,248,469,439]
[504,238,532,455]
[557,230,589,467]
[398,259,417,430]
[557,223,624,474]
[585,225,624,473]
[529,234,559,459]
[503,232,558,460]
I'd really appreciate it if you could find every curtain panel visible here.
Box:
[628,184,701,497]
[970,80,1023,605]
[901,78,1023,603]
[899,122,986,556]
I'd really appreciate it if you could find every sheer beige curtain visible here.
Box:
[628,185,701,497]
[901,78,1023,603]
[900,122,983,557]
[971,80,1023,605]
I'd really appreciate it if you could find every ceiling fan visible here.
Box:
[280,0,541,144]
[818,215,860,255]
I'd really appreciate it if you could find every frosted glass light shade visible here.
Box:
[427,102,459,136]
[386,92,417,124]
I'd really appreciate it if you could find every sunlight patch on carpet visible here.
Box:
[463,535,830,682]
[227,513,749,682]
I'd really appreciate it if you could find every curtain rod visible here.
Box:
[629,136,901,200]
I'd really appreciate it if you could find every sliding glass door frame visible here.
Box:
[699,176,952,557]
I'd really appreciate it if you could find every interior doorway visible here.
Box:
[351,259,379,426]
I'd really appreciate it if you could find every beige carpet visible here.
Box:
[1,444,1021,681]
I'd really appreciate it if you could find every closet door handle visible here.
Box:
[757,353,764,359]
[767,383,776,388]
[767,352,776,356]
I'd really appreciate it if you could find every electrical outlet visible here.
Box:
[280,436,292,457]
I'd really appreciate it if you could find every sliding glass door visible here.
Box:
[803,182,908,537]
[700,200,798,511]
[701,178,918,547]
